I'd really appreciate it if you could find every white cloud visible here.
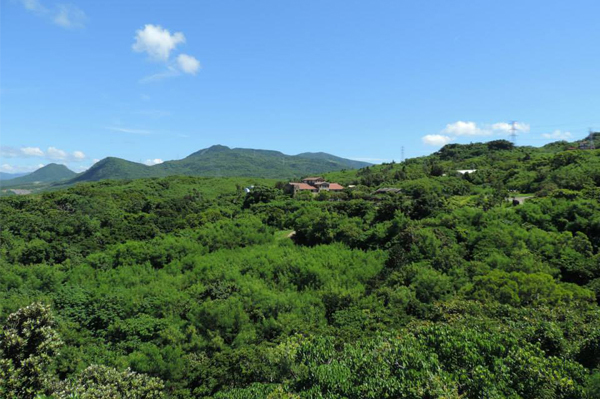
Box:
[422,134,453,146]
[144,158,164,166]
[542,130,572,140]
[436,120,531,142]
[20,0,46,13]
[53,4,87,29]
[17,0,86,29]
[47,146,68,160]
[0,147,19,158]
[133,24,201,83]
[21,147,45,157]
[107,126,152,135]
[1,145,84,161]
[1,146,45,158]
[0,164,15,172]
[492,122,530,133]
[133,24,185,61]
[442,121,489,136]
[0,163,45,173]
[2,146,39,158]
[139,67,180,84]
[177,54,201,74]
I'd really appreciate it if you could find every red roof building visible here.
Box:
[287,178,344,195]
[288,182,318,194]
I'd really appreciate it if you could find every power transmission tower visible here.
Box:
[509,121,517,145]
[401,146,405,162]
[588,128,596,150]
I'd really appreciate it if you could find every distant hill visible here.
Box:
[0,172,28,180]
[70,157,156,183]
[296,152,369,169]
[1,164,76,186]
[541,131,600,152]
[68,145,371,183]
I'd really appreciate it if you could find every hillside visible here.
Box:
[0,163,76,186]
[324,138,600,190]
[70,157,157,183]
[69,145,371,184]
[157,145,371,179]
[1,138,599,398]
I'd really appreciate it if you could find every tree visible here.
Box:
[52,365,165,399]
[0,303,62,398]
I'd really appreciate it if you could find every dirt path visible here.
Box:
[510,196,533,205]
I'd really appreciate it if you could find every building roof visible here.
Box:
[329,183,344,190]
[302,177,324,181]
[290,182,317,190]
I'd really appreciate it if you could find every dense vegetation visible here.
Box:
[1,145,369,197]
[76,145,369,181]
[1,139,600,398]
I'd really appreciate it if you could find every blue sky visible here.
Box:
[1,0,599,173]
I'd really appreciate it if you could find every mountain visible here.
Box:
[70,157,156,183]
[0,172,28,180]
[1,164,76,186]
[296,152,369,169]
[67,145,372,183]
[157,146,371,179]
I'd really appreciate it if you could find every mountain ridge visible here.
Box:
[69,145,372,184]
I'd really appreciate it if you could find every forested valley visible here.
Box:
[2,139,600,398]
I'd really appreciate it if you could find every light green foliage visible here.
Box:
[0,140,599,398]
[286,325,586,398]
[52,364,165,399]
[0,303,62,398]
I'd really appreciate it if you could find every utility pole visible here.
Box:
[509,121,517,145]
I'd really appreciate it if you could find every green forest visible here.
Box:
[0,145,371,197]
[1,139,600,398]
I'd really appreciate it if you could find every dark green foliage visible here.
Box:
[0,140,599,398]
[588,371,600,398]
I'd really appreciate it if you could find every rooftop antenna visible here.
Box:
[509,121,517,145]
